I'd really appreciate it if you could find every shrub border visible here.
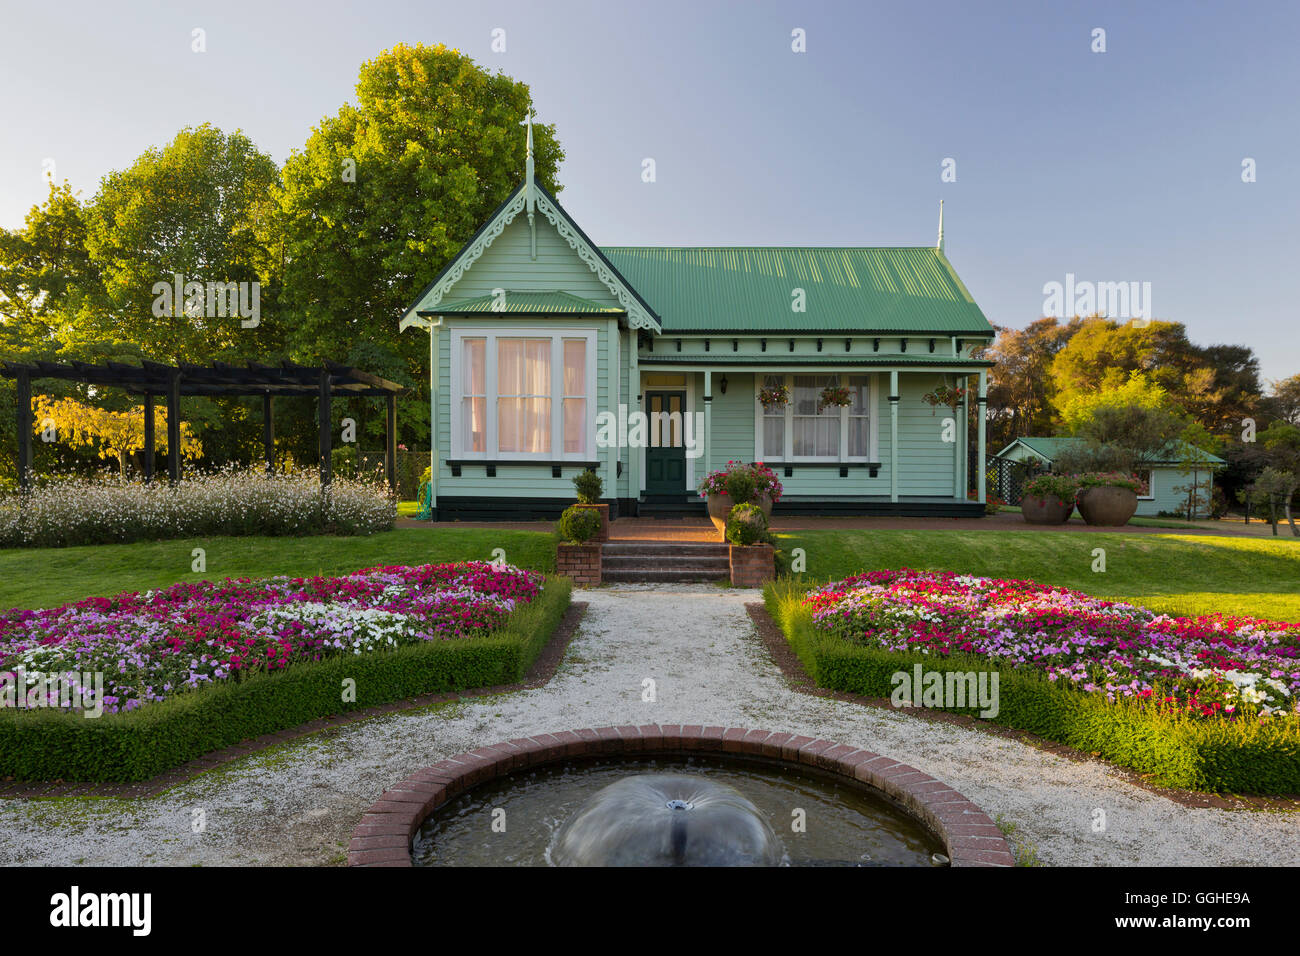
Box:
[349,725,1015,868]
[762,582,1300,798]
[0,579,578,794]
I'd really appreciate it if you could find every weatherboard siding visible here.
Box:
[435,216,623,308]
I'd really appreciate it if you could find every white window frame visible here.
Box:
[753,373,879,464]
[1137,468,1155,501]
[449,326,597,462]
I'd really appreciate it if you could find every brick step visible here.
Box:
[602,557,730,573]
[602,543,728,556]
[602,568,729,583]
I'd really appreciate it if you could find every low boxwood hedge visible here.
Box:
[0,576,572,783]
[765,580,1300,794]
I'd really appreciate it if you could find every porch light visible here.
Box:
[719,375,728,394]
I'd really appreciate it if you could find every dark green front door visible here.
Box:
[644,390,687,495]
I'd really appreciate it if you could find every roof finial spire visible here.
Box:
[523,111,536,259]
[937,199,945,253]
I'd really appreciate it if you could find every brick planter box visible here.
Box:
[729,543,774,587]
[573,503,609,542]
[557,543,602,585]
[349,725,1015,868]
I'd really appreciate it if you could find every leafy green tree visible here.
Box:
[270,42,564,453]
[81,124,282,363]
[1266,373,1300,426]
[984,317,1080,449]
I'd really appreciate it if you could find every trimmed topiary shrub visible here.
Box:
[558,505,601,544]
[572,469,603,504]
[726,502,769,546]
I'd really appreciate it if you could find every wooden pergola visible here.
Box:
[1,360,405,492]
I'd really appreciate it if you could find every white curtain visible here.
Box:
[762,374,785,459]
[497,338,551,453]
[462,338,486,453]
[848,374,870,458]
[562,339,586,455]
[793,374,839,457]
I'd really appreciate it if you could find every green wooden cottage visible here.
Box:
[995,436,1225,517]
[401,123,996,519]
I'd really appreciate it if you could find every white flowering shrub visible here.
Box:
[0,467,395,547]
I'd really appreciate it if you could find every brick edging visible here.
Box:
[349,725,1016,868]
[0,602,589,801]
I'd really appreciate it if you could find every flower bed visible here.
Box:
[1,562,540,714]
[766,570,1300,793]
[0,466,396,548]
[0,564,570,782]
[805,570,1299,719]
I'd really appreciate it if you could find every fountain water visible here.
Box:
[552,774,781,867]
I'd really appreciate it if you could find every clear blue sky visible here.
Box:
[1,0,1296,382]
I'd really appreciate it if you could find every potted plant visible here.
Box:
[1020,473,1080,525]
[817,383,853,413]
[757,382,791,411]
[571,469,608,542]
[699,461,783,536]
[1075,472,1145,526]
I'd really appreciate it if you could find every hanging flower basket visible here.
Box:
[816,384,853,413]
[921,385,968,414]
[757,383,790,410]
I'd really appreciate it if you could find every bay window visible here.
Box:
[756,373,877,462]
[450,328,596,461]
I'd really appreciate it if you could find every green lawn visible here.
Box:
[776,529,1300,621]
[0,529,555,610]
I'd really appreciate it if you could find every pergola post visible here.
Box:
[167,368,182,484]
[385,392,397,495]
[143,392,155,483]
[15,369,32,493]
[318,368,332,487]
[262,392,274,475]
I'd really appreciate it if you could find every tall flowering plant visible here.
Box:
[698,460,783,504]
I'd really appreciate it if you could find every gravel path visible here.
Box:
[2,584,1296,867]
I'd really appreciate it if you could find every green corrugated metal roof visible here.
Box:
[598,246,994,334]
[1010,436,1225,465]
[433,291,625,315]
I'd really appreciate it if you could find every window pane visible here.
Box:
[763,417,785,458]
[498,338,550,396]
[792,374,839,457]
[463,338,485,395]
[499,397,551,453]
[563,340,585,395]
[463,397,486,453]
[849,375,870,458]
[563,398,585,454]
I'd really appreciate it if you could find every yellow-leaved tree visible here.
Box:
[33,395,202,475]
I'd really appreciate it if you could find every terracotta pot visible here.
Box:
[1021,494,1074,525]
[1076,486,1138,526]
[706,493,772,537]
[572,503,609,542]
